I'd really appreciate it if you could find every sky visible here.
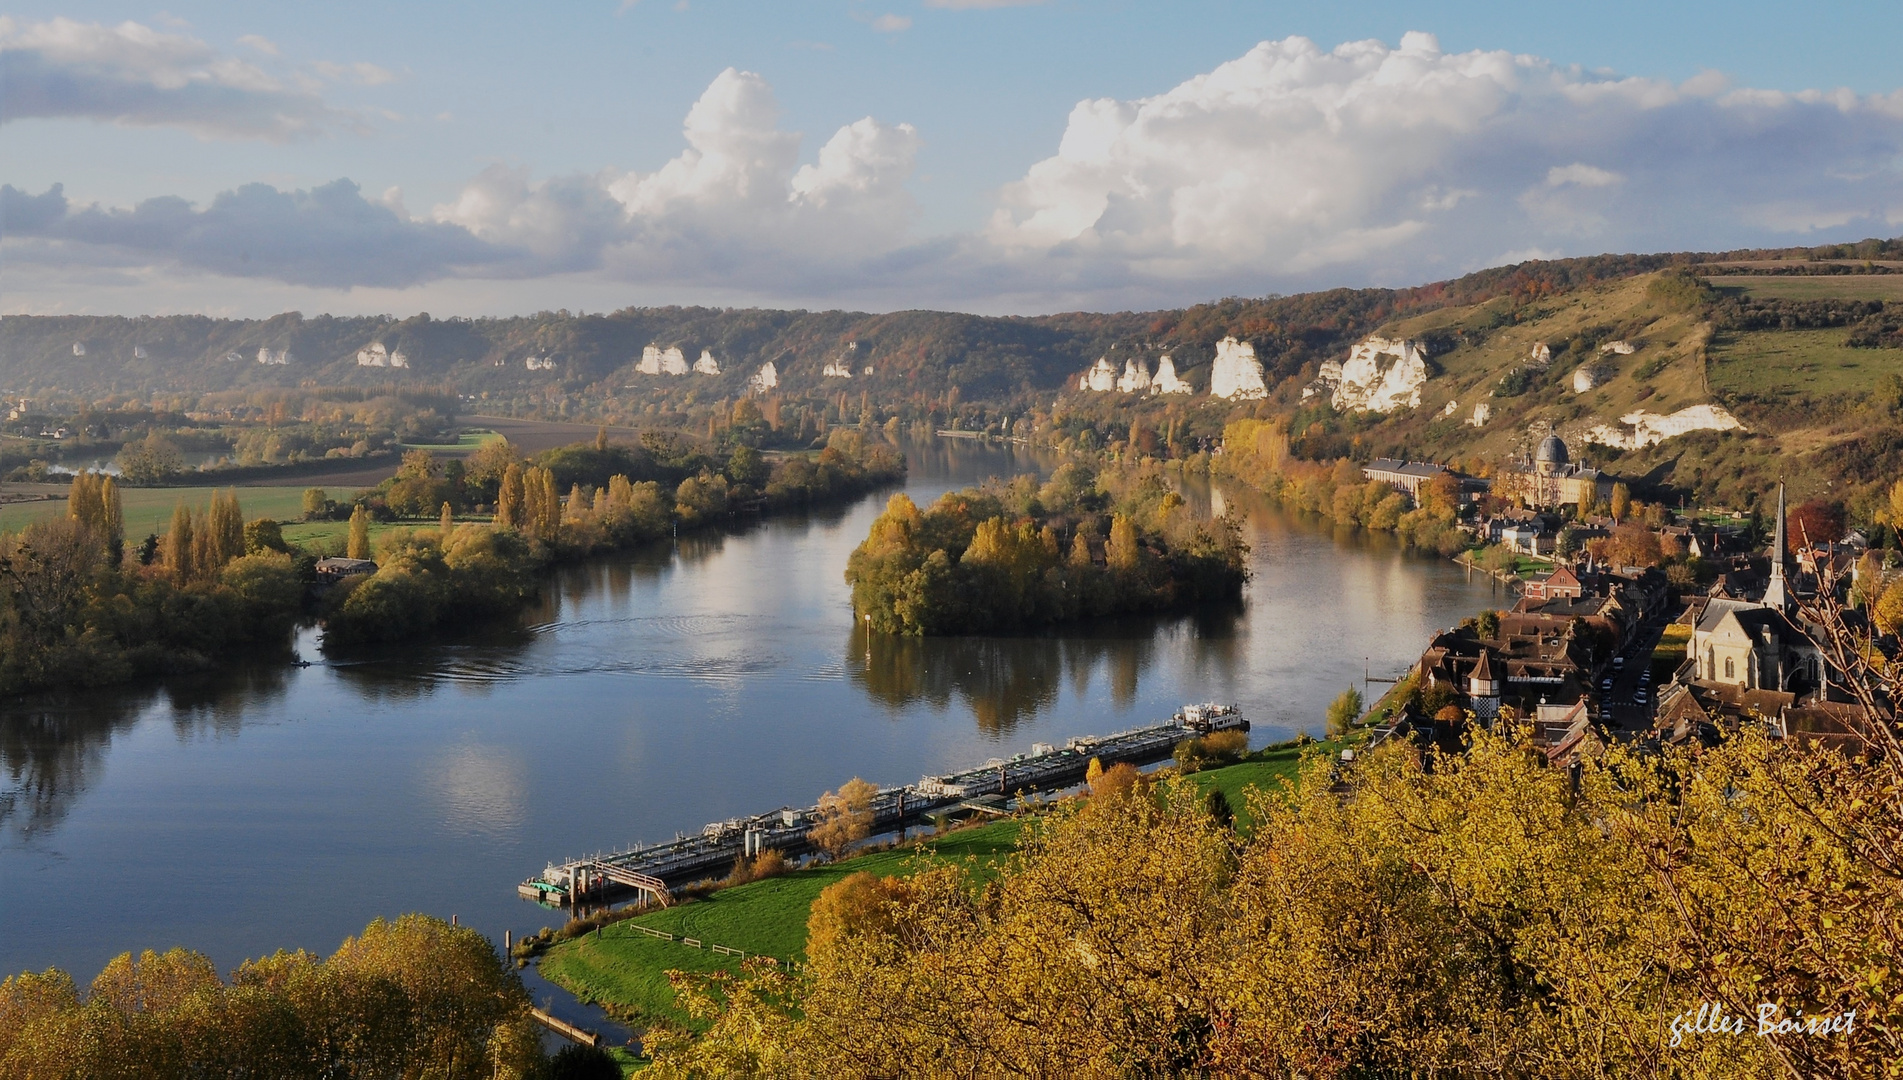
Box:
[4,1,1903,318]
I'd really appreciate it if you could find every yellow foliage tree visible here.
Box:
[347,505,370,560]
[810,777,878,858]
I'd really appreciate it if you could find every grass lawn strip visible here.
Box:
[540,819,1023,1028]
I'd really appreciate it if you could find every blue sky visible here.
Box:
[5,1,1903,316]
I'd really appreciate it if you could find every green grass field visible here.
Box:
[540,739,1352,1033]
[399,430,501,452]
[0,484,314,537]
[1706,328,1903,400]
[1706,275,1903,301]
[540,819,1025,1028]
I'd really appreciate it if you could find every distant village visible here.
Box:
[1363,432,1866,766]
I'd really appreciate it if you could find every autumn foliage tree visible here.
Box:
[810,777,878,858]
[0,915,542,1078]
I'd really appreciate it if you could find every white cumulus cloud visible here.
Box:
[983,31,1903,295]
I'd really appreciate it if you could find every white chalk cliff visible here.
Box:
[72,343,86,356]
[1571,364,1608,393]
[748,362,778,394]
[356,342,410,368]
[1079,356,1118,392]
[638,345,690,375]
[524,356,556,371]
[1311,336,1427,413]
[822,359,854,378]
[1151,355,1191,394]
[1209,337,1268,400]
[1582,404,1743,449]
[693,350,721,375]
[256,348,291,366]
[1469,403,1492,427]
[1117,358,1152,394]
[1601,340,1637,355]
[1526,342,1553,368]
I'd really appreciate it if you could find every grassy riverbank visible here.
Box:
[541,819,1026,1029]
[540,734,1358,1038]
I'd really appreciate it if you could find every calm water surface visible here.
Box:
[0,439,1501,982]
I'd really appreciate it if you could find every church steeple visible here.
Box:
[1764,481,1788,611]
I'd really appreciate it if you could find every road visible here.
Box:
[1600,613,1670,732]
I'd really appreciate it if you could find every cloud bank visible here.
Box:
[7,32,1903,313]
[0,16,340,140]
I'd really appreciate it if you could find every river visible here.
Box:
[0,437,1501,992]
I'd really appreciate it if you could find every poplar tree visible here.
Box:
[1106,513,1140,571]
[205,490,244,568]
[347,505,370,560]
[495,464,524,529]
[567,484,586,523]
[66,471,103,532]
[100,475,123,560]
[164,504,195,583]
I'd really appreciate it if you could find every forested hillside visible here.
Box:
[8,239,1897,403]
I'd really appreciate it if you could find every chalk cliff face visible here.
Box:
[1601,340,1636,355]
[355,342,410,368]
[748,362,778,393]
[524,356,555,371]
[1582,404,1743,448]
[822,359,853,378]
[1311,335,1427,412]
[1572,364,1608,393]
[256,348,291,366]
[1209,337,1268,400]
[693,350,721,375]
[1117,358,1152,393]
[72,343,86,356]
[1151,354,1191,394]
[1079,356,1118,392]
[638,345,690,375]
[1469,402,1492,427]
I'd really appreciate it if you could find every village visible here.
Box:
[1363,432,1867,766]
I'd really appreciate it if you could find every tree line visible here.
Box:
[844,462,1248,635]
[323,429,904,645]
[0,478,302,695]
[0,914,630,1079]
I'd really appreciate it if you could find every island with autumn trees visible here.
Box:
[844,462,1247,634]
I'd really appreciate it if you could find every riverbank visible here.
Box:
[537,735,1354,1051]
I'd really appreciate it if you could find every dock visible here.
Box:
[518,704,1247,906]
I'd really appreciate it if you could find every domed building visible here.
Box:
[1534,433,1570,477]
[1502,431,1613,509]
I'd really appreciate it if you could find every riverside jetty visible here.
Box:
[519,704,1248,907]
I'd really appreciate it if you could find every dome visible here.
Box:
[1535,433,1569,466]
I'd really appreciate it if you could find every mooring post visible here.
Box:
[504,930,512,951]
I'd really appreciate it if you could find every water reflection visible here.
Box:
[0,665,295,842]
[846,600,1243,734]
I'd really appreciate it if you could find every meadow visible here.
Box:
[0,484,312,536]
[1706,327,1903,400]
[1706,274,1903,301]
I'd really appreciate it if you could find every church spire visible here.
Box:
[1764,481,1788,611]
